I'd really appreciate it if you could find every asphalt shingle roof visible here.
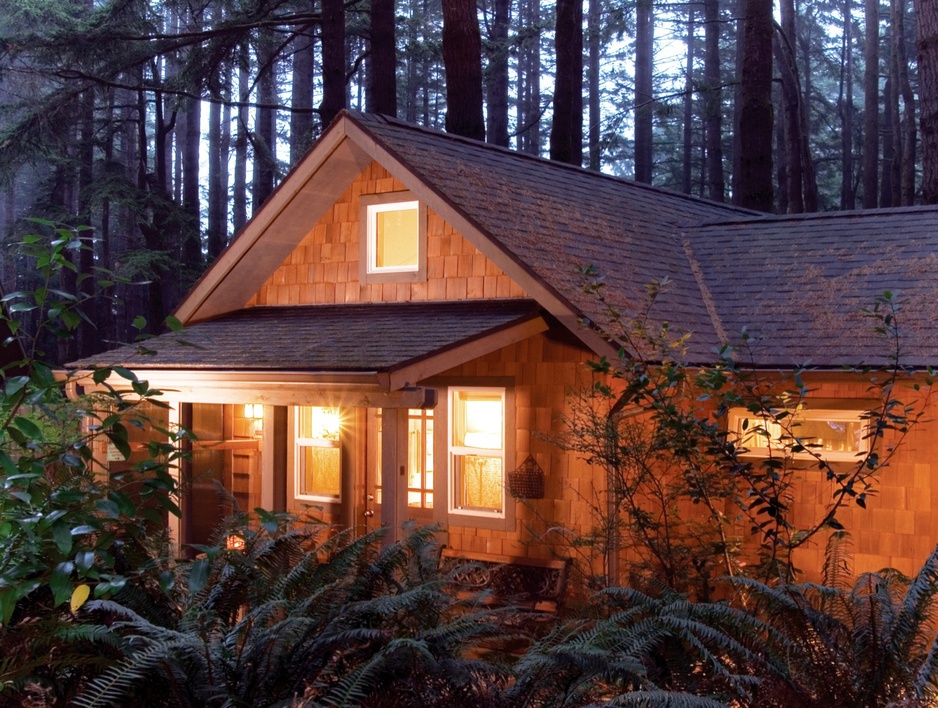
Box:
[73,300,542,371]
[352,113,938,368]
[352,112,754,361]
[687,207,938,368]
[79,112,938,372]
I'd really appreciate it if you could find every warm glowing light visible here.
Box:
[301,406,341,441]
[226,535,245,550]
[244,403,264,419]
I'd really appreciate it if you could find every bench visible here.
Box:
[439,548,571,614]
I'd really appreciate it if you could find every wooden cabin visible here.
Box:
[72,111,938,586]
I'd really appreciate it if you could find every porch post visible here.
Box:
[380,407,408,545]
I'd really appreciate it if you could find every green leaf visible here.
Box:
[165,315,183,332]
[75,551,95,573]
[51,561,75,607]
[105,430,131,462]
[52,522,73,555]
[4,376,29,397]
[0,586,16,625]
[188,558,210,595]
[132,315,147,330]
[12,416,43,441]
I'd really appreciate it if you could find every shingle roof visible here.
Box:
[351,112,754,361]
[351,113,938,368]
[686,207,938,368]
[82,112,938,372]
[73,300,542,371]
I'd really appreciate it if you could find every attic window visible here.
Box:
[360,192,427,284]
[727,407,870,462]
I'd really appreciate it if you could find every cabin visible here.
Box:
[71,111,938,587]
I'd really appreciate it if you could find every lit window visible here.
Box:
[368,201,418,273]
[360,194,426,283]
[295,407,342,501]
[728,408,869,462]
[449,388,505,517]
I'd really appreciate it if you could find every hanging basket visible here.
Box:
[509,455,545,499]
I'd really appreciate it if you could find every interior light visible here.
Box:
[315,407,341,440]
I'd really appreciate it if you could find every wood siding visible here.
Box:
[248,162,527,306]
[435,339,938,584]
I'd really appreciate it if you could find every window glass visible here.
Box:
[450,388,505,515]
[729,408,869,461]
[368,201,418,272]
[375,409,434,509]
[296,407,341,501]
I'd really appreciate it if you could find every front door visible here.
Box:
[364,408,437,532]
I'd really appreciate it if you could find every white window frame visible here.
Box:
[359,192,427,284]
[448,386,507,520]
[292,406,342,503]
[727,407,871,462]
[366,200,419,274]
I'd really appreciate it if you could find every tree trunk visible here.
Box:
[182,94,202,272]
[840,0,856,210]
[880,7,902,207]
[321,0,346,127]
[587,0,601,169]
[233,45,249,233]
[775,77,789,214]
[519,0,542,154]
[897,0,915,204]
[738,0,774,212]
[862,0,879,208]
[917,0,938,202]
[796,1,818,211]
[633,0,654,182]
[704,0,724,202]
[291,1,316,163]
[777,4,804,213]
[731,0,745,204]
[442,0,486,139]
[253,34,278,213]
[485,0,510,146]
[207,95,226,261]
[551,0,583,164]
[369,0,398,116]
[682,6,695,194]
[75,88,96,359]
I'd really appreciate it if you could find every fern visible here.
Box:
[71,638,175,708]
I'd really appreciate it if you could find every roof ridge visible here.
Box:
[692,203,938,229]
[348,110,757,218]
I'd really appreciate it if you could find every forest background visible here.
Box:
[0,0,936,362]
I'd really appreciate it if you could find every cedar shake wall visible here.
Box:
[437,331,607,564]
[249,162,527,306]
[435,341,938,584]
[787,379,937,581]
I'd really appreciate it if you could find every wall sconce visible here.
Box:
[244,403,264,437]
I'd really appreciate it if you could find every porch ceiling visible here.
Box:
[70,299,545,386]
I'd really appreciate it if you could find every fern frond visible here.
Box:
[598,690,730,707]
[71,638,174,708]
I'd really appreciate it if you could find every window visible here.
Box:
[449,388,505,517]
[728,407,870,462]
[295,406,342,501]
[360,193,426,283]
